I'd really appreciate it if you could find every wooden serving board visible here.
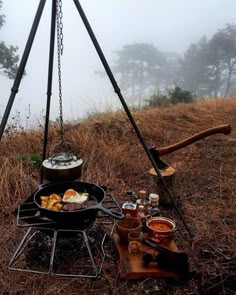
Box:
[113,233,179,280]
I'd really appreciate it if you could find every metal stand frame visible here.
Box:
[0,0,192,237]
[9,227,107,278]
[9,193,118,277]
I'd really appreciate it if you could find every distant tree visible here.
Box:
[96,43,182,102]
[161,51,182,88]
[0,0,4,28]
[208,24,236,98]
[111,43,167,101]
[180,36,213,96]
[0,0,19,79]
[180,24,236,98]
[98,24,236,101]
[227,77,236,96]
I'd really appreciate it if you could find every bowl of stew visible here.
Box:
[146,216,176,242]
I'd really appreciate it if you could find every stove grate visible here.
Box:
[9,193,121,277]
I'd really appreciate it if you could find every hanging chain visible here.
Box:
[56,0,64,143]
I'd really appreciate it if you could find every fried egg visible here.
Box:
[62,189,89,204]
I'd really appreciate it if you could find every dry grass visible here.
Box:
[0,98,236,294]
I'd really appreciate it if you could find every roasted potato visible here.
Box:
[49,193,61,201]
[41,200,48,208]
[40,196,49,202]
[54,203,63,211]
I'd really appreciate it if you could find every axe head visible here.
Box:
[149,146,169,169]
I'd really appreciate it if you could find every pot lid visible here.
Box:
[43,152,83,170]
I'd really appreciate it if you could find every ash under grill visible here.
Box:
[9,191,121,277]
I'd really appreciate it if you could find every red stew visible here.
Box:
[149,222,172,231]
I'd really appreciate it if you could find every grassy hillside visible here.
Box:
[0,98,235,294]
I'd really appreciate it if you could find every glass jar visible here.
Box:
[136,190,148,212]
[122,191,137,217]
[137,205,147,231]
[147,193,160,217]
[137,205,146,221]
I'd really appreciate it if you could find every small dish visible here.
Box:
[115,216,142,244]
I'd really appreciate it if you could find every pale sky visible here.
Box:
[0,0,236,123]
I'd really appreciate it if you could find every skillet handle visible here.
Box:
[96,203,124,219]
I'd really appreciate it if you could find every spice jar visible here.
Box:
[147,193,160,217]
[137,205,147,230]
[136,190,148,212]
[122,191,137,217]
[137,205,146,221]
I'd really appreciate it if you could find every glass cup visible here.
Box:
[128,231,142,254]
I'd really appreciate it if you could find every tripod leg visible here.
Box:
[0,0,47,140]
[72,0,193,239]
[41,0,57,183]
[72,0,150,150]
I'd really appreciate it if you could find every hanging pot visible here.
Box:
[42,152,83,182]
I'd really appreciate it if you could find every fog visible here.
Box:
[0,0,236,122]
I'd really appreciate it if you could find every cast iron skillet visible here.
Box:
[34,181,124,228]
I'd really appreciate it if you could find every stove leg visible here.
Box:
[98,233,107,275]
[49,229,58,274]
[9,228,37,268]
[82,230,98,277]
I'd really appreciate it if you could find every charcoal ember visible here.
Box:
[26,247,51,266]
[53,226,106,272]
[53,235,86,266]
[25,233,52,267]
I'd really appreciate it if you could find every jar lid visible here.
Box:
[139,190,147,198]
[149,193,159,202]
[138,205,145,211]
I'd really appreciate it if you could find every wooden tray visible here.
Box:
[113,233,179,280]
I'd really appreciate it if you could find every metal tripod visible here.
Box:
[0,0,192,238]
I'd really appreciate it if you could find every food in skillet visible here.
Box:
[62,189,89,204]
[63,199,98,211]
[39,189,90,211]
[40,194,62,211]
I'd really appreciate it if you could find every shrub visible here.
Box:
[169,86,195,104]
[145,93,169,107]
[145,86,195,108]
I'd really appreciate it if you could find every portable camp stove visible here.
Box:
[9,191,121,278]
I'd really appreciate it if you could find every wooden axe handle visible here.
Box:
[157,124,231,156]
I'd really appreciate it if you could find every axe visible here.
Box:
[149,124,231,169]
